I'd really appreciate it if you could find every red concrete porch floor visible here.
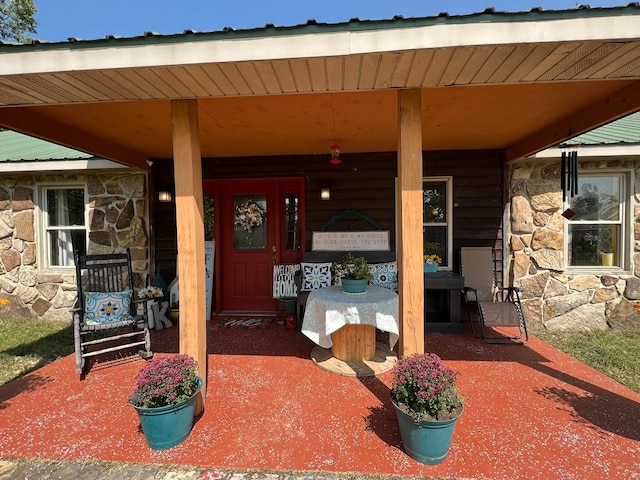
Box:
[1,321,639,480]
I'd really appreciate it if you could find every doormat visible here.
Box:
[214,317,272,329]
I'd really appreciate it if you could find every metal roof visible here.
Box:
[0,129,94,161]
[0,4,639,166]
[2,4,639,48]
[561,111,640,146]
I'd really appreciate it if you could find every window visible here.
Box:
[233,195,266,251]
[283,192,300,251]
[39,186,87,269]
[423,177,453,269]
[204,194,214,241]
[566,173,626,269]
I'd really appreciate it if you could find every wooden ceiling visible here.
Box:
[1,10,640,169]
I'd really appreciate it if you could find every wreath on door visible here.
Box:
[234,200,266,232]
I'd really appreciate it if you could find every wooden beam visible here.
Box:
[506,80,640,161]
[171,99,207,414]
[397,89,424,357]
[0,107,151,171]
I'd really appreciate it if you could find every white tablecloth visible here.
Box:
[301,285,399,349]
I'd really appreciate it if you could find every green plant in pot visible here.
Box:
[390,352,463,465]
[129,354,202,450]
[423,242,443,273]
[332,252,373,293]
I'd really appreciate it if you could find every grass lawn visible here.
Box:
[535,329,640,394]
[0,319,74,386]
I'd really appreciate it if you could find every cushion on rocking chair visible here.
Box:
[83,290,133,325]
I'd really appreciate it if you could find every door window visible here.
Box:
[233,195,267,250]
[283,193,299,251]
[204,194,214,241]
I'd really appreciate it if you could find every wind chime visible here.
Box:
[560,150,579,219]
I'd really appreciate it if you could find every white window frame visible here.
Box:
[36,183,88,272]
[422,176,453,271]
[563,170,630,273]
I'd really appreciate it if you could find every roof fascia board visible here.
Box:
[1,14,639,76]
[506,80,640,162]
[530,144,640,159]
[0,109,152,171]
[0,159,129,172]
[350,15,640,55]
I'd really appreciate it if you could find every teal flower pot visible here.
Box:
[392,398,463,465]
[132,376,202,450]
[341,278,368,293]
[424,262,438,273]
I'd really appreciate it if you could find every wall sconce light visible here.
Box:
[158,186,173,202]
[329,143,341,165]
[320,180,331,201]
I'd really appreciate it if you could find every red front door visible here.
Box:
[214,179,303,313]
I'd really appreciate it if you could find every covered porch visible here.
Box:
[1,5,640,415]
[0,324,638,478]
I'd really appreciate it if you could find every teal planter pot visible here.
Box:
[392,398,463,465]
[424,263,438,273]
[133,376,202,450]
[341,278,368,293]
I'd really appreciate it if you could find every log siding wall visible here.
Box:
[152,149,504,285]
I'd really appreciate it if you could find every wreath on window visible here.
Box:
[234,200,266,232]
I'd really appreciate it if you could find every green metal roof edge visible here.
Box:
[560,111,640,146]
[2,4,639,52]
[0,129,94,161]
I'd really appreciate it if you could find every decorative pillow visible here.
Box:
[369,262,398,291]
[300,262,332,291]
[84,290,133,325]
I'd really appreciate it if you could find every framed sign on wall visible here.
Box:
[311,231,390,251]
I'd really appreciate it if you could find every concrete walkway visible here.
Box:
[0,458,418,480]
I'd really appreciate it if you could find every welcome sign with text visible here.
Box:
[311,231,390,251]
[273,263,300,298]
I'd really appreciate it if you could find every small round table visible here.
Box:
[301,285,399,376]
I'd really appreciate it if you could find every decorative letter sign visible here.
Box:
[311,231,390,251]
[273,264,300,298]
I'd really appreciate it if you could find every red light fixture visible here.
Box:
[329,143,341,165]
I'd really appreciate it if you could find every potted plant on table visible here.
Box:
[423,253,442,273]
[129,354,202,450]
[390,352,463,465]
[331,252,374,294]
[423,242,443,273]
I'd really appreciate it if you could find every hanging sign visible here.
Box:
[311,231,390,251]
[272,263,300,298]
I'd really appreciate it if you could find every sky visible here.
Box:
[34,0,629,42]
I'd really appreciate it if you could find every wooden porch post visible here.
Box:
[171,99,207,413]
[397,89,424,357]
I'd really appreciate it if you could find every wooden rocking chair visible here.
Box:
[72,249,153,377]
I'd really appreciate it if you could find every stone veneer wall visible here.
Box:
[0,171,150,323]
[508,158,640,332]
